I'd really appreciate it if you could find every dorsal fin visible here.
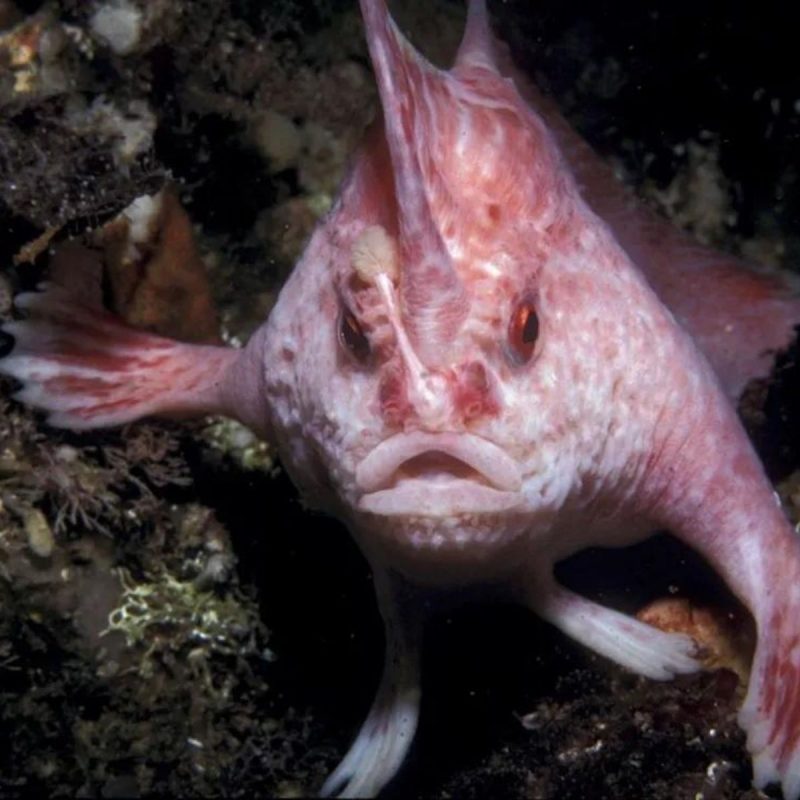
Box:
[454,0,499,70]
[358,0,468,364]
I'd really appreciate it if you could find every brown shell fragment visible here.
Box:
[96,187,220,344]
[636,596,755,685]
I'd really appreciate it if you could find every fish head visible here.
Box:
[262,1,659,573]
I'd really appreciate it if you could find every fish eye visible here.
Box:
[339,307,371,363]
[508,298,539,364]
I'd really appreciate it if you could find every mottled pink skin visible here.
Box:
[4,1,800,798]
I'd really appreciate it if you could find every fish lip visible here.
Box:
[358,480,522,517]
[355,431,522,495]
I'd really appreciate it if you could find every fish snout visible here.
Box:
[378,360,501,428]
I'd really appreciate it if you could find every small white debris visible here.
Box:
[92,188,163,268]
[124,192,163,256]
[89,0,143,56]
[110,99,156,162]
[54,445,80,463]
[251,110,302,173]
[66,96,156,167]
[24,508,54,558]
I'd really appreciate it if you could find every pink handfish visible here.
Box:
[3,1,800,797]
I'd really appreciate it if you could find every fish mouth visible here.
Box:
[356,432,522,517]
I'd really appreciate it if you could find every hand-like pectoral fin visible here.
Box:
[0,279,273,438]
[321,570,422,799]
[739,606,800,800]
[681,515,800,799]
[523,575,701,679]
[657,412,800,800]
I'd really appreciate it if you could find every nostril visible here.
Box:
[454,361,498,422]
[463,361,489,391]
[379,369,412,427]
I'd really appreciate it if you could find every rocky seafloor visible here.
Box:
[0,0,799,797]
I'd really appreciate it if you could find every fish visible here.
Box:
[3,0,800,797]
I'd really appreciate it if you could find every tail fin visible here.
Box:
[1,282,238,430]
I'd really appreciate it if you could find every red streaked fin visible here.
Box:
[740,595,800,799]
[1,282,238,430]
